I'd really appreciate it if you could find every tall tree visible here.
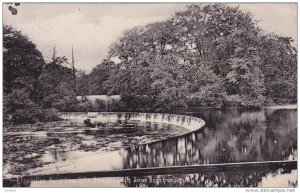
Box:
[258,34,297,104]
[71,46,77,94]
[3,25,44,97]
[3,25,45,123]
[86,3,297,109]
[38,48,77,111]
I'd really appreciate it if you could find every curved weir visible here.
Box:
[59,112,206,132]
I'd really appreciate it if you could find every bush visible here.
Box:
[106,98,122,111]
[3,89,44,124]
[43,108,61,122]
[93,99,106,111]
[52,95,78,112]
[74,101,93,112]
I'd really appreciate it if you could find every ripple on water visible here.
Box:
[4,119,194,176]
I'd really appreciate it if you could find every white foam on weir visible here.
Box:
[59,112,205,132]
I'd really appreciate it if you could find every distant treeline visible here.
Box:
[3,3,297,124]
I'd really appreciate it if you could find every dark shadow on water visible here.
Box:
[121,108,297,169]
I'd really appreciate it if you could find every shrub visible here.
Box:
[43,108,61,122]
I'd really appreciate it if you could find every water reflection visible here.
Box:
[121,108,297,169]
[3,121,189,176]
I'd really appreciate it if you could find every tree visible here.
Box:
[3,25,44,97]
[258,34,297,104]
[78,3,297,110]
[4,89,44,124]
[76,70,90,101]
[225,57,266,107]
[88,59,116,95]
[38,48,77,111]
[71,47,77,94]
[172,4,258,62]
[3,25,45,123]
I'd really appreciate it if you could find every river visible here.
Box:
[3,106,297,187]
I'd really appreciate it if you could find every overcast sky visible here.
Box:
[3,3,297,72]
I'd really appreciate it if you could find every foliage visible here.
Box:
[38,51,77,111]
[3,89,44,124]
[3,25,44,96]
[99,3,296,109]
[257,34,297,104]
[43,108,61,122]
[3,25,45,124]
[3,25,78,124]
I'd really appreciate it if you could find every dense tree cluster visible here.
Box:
[79,3,296,110]
[3,25,77,124]
[3,3,297,124]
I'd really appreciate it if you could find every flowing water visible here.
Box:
[3,106,297,187]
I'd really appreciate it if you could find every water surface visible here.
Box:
[3,107,297,187]
[27,107,297,175]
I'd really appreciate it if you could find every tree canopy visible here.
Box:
[3,25,77,124]
[82,3,296,110]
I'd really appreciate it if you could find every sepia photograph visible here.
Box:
[1,1,298,189]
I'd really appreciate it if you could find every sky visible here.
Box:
[3,3,297,72]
